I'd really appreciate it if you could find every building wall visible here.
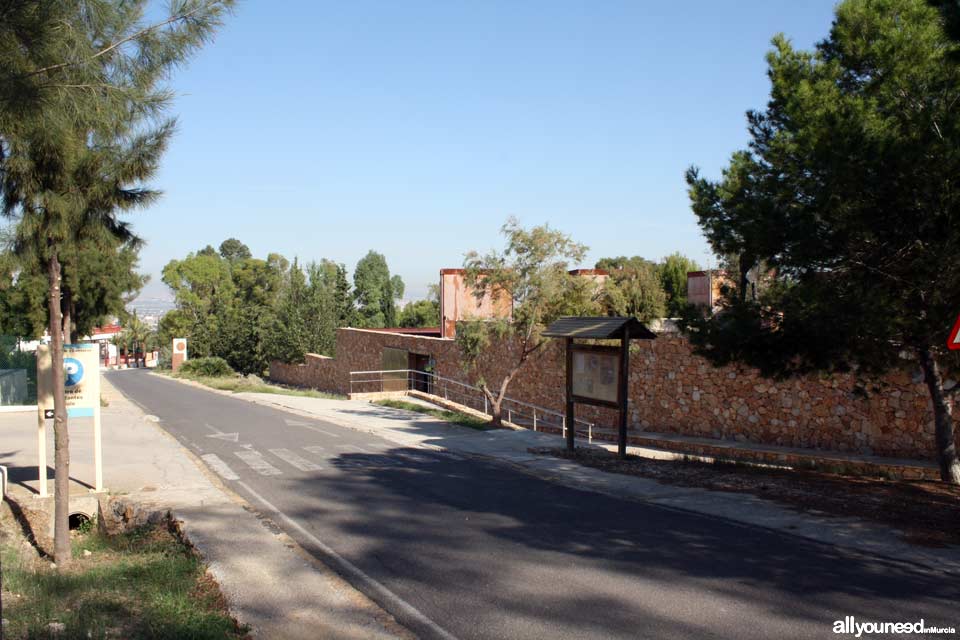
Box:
[687,270,727,309]
[439,269,513,339]
[269,327,956,461]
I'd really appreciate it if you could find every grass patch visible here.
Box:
[375,399,492,430]
[165,371,342,399]
[1,519,246,639]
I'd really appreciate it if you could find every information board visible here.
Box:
[35,342,104,494]
[38,343,100,417]
[571,345,620,406]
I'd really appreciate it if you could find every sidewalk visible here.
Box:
[0,379,411,640]
[235,391,960,575]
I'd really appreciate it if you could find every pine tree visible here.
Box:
[0,0,233,563]
[684,0,960,483]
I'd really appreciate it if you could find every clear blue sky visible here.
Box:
[137,0,839,301]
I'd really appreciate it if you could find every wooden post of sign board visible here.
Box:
[36,345,51,498]
[618,334,629,459]
[565,337,575,452]
[93,385,103,492]
[37,407,47,497]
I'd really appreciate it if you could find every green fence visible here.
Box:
[1,338,37,406]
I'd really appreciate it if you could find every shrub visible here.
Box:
[178,357,235,378]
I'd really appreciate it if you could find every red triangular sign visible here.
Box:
[949,314,960,351]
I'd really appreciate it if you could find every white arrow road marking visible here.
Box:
[269,448,322,472]
[201,454,239,481]
[234,450,283,476]
[205,423,240,442]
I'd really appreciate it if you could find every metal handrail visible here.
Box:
[348,368,595,438]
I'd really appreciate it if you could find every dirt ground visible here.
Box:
[532,446,960,548]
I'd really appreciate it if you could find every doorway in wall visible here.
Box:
[408,353,433,394]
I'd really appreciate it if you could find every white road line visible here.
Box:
[237,481,459,640]
[294,424,341,438]
[303,445,327,456]
[269,448,322,472]
[201,454,239,481]
[234,450,283,476]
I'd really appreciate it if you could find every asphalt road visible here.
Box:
[107,370,958,640]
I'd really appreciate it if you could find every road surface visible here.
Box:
[107,370,958,640]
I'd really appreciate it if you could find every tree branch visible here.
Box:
[25,3,217,78]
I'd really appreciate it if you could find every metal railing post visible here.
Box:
[508,408,512,424]
[533,410,537,432]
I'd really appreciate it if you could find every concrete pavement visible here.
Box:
[234,389,960,575]
[0,376,412,640]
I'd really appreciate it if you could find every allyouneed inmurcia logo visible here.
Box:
[833,617,956,637]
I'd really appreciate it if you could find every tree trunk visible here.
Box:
[489,398,503,427]
[738,252,755,303]
[61,288,72,345]
[917,346,960,484]
[48,253,71,564]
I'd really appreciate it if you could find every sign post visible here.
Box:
[37,343,103,494]
[544,317,656,459]
[948,314,960,351]
[172,338,188,372]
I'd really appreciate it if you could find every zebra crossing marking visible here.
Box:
[235,450,283,476]
[269,448,322,472]
[201,454,240,481]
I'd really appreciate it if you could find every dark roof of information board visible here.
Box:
[542,317,657,340]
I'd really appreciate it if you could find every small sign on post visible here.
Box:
[948,314,960,351]
[172,338,188,372]
[36,343,103,496]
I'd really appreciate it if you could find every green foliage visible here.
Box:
[601,260,667,321]
[594,254,697,319]
[161,241,355,374]
[683,0,960,478]
[178,356,235,378]
[261,258,310,365]
[0,521,245,639]
[657,253,701,316]
[0,234,146,341]
[161,250,235,358]
[218,238,252,263]
[399,287,441,328]
[686,0,960,375]
[458,218,589,418]
[333,262,355,327]
[353,250,403,328]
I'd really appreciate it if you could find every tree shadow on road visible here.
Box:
[270,448,959,640]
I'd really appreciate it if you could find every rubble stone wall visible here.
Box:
[269,328,956,460]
